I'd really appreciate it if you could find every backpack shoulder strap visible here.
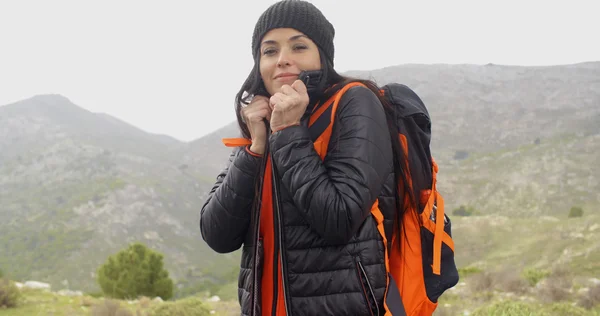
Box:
[308,82,367,155]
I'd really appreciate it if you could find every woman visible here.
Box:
[200,1,414,315]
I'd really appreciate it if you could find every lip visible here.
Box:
[274,72,299,79]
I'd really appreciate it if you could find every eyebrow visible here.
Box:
[261,34,308,46]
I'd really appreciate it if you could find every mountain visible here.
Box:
[346,62,600,153]
[1,62,598,296]
[0,94,239,293]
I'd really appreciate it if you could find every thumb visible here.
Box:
[291,79,307,95]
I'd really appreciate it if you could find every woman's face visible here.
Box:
[259,28,321,96]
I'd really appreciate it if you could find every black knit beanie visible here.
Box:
[251,0,335,66]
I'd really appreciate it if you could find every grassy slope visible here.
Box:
[440,133,599,218]
[0,288,239,316]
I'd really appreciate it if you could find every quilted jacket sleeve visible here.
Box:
[269,85,393,244]
[199,146,262,253]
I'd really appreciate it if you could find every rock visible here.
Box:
[207,295,221,302]
[23,281,51,291]
[57,289,83,296]
[144,231,162,241]
[589,224,599,232]
[569,232,584,239]
[14,282,23,289]
[540,216,559,222]
[153,297,163,303]
[589,278,600,285]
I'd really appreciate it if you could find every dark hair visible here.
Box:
[234,53,268,140]
[235,47,417,247]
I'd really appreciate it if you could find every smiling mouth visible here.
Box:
[275,74,298,79]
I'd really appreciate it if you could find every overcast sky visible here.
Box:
[1,0,598,142]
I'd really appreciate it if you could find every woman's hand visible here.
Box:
[269,80,310,132]
[241,95,272,155]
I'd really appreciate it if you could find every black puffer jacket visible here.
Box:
[200,85,397,316]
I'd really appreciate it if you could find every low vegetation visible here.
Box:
[97,243,174,300]
[0,278,21,308]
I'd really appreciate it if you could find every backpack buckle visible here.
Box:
[429,203,448,224]
[430,204,437,222]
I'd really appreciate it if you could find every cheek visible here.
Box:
[303,51,321,70]
[259,59,275,88]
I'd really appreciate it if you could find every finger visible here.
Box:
[257,108,270,120]
[240,108,249,122]
[247,98,267,113]
[271,92,285,101]
[247,101,270,114]
[247,109,269,122]
[291,79,307,95]
[252,95,269,104]
[280,84,297,97]
[270,94,283,109]
[256,98,272,111]
[248,108,271,121]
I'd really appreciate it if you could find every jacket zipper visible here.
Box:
[251,191,262,316]
[355,256,380,316]
[271,191,279,316]
[250,141,269,316]
[270,154,291,315]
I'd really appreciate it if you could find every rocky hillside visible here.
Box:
[346,62,600,153]
[0,95,240,293]
[0,62,598,296]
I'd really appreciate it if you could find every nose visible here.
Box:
[277,48,292,67]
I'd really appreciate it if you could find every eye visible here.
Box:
[293,44,307,51]
[262,47,277,56]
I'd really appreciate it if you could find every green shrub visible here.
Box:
[0,278,21,308]
[148,296,210,316]
[522,267,550,286]
[569,206,584,218]
[541,303,589,316]
[97,242,174,300]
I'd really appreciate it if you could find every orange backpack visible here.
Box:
[222,81,459,315]
[308,82,459,315]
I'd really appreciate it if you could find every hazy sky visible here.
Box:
[1,0,598,142]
